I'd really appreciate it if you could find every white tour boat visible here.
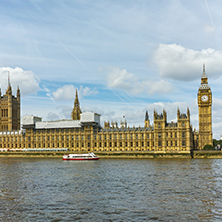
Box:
[63,152,99,161]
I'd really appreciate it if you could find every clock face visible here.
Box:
[201,95,208,102]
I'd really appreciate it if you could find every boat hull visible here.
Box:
[63,157,99,161]
[63,152,99,161]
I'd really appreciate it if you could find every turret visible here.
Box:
[154,110,157,119]
[17,86,21,129]
[177,108,180,120]
[17,86,20,99]
[120,118,127,128]
[111,121,118,128]
[104,121,110,128]
[6,71,12,95]
[145,111,149,121]
[187,107,190,120]
[163,109,167,122]
[6,84,12,95]
[144,111,150,128]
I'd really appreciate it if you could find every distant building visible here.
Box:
[0,65,213,152]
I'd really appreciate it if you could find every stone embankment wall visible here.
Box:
[0,151,221,158]
[0,151,191,158]
[193,150,222,158]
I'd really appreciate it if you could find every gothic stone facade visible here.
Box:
[0,66,213,152]
[0,83,20,132]
[0,109,193,153]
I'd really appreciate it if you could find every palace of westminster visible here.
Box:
[0,65,213,153]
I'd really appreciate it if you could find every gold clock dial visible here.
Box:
[201,95,208,102]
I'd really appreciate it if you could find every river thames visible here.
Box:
[0,158,222,221]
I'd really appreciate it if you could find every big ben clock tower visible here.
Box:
[198,64,213,149]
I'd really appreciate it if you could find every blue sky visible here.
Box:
[1,0,222,139]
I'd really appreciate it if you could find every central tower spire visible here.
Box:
[71,89,82,120]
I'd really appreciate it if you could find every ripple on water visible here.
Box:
[0,158,222,221]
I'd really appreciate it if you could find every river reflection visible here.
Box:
[0,158,222,221]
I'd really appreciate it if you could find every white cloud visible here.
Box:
[122,109,145,126]
[0,67,39,96]
[52,85,75,101]
[44,106,73,121]
[149,79,174,95]
[153,44,222,81]
[213,122,222,140]
[107,67,173,95]
[79,85,98,97]
[58,105,73,119]
[212,98,222,139]
[107,67,137,90]
[52,84,98,101]
[46,112,60,121]
[204,25,216,34]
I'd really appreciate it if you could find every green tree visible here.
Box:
[213,139,222,147]
[203,144,215,150]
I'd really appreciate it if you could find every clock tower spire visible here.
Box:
[197,64,213,149]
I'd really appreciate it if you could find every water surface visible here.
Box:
[0,158,222,221]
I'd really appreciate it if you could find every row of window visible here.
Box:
[96,134,154,140]
[2,134,152,142]
[1,125,8,131]
[158,141,186,147]
[1,109,8,118]
[0,132,187,143]
[28,133,154,140]
[73,147,188,152]
[0,137,22,142]
[0,140,187,149]
[158,132,186,138]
